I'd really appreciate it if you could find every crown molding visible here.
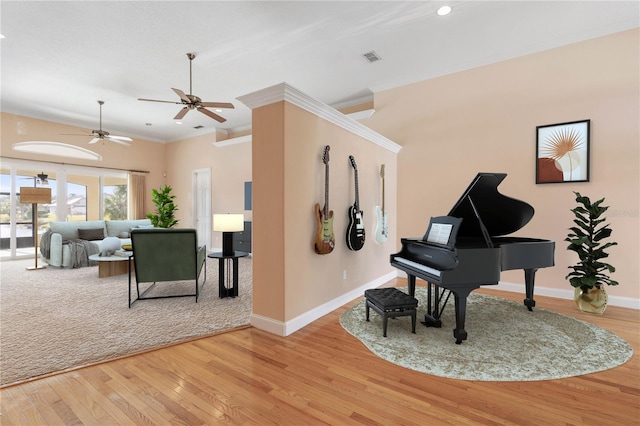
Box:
[237,83,401,153]
[213,134,252,147]
[346,109,375,121]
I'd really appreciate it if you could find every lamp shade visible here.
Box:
[213,214,244,232]
[19,187,52,204]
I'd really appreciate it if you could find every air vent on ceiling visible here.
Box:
[193,125,204,129]
[362,51,381,63]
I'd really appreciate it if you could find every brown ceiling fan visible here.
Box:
[62,100,132,146]
[138,52,234,123]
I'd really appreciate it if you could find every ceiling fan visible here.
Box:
[62,100,133,146]
[138,52,234,123]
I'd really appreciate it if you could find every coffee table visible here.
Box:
[88,253,133,278]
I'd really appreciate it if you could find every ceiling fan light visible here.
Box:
[437,6,452,16]
[37,172,49,185]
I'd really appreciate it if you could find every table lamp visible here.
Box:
[19,187,52,270]
[213,213,244,256]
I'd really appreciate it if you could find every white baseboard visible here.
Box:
[250,271,639,337]
[495,281,640,310]
[394,270,639,310]
[250,271,397,336]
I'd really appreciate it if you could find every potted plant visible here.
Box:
[147,184,179,228]
[565,191,618,314]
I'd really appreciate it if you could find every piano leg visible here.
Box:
[407,274,416,297]
[452,289,473,344]
[524,268,538,311]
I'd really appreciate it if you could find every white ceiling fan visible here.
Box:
[63,100,132,146]
[138,52,234,122]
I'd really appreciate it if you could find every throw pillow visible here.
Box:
[78,228,104,241]
[136,225,155,229]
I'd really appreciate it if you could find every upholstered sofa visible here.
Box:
[42,219,152,268]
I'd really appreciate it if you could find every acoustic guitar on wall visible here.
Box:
[374,164,389,243]
[346,155,365,251]
[313,145,335,255]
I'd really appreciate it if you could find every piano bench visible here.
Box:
[365,288,418,337]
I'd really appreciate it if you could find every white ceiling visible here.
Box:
[1,1,638,144]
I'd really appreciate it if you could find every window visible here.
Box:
[0,161,128,259]
[104,177,128,220]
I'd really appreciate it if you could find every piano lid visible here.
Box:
[448,173,534,238]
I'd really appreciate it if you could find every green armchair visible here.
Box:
[129,228,206,307]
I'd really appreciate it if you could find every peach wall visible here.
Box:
[365,29,639,301]
[252,102,286,321]
[251,99,398,323]
[0,113,166,215]
[163,132,252,247]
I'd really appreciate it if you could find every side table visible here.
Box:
[207,251,249,298]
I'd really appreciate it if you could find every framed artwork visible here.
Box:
[536,119,590,184]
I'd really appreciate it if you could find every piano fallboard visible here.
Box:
[391,246,500,286]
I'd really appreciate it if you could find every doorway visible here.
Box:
[192,168,211,250]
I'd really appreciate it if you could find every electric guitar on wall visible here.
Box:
[313,145,335,255]
[374,164,389,243]
[346,155,365,251]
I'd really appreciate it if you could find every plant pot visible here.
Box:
[574,286,608,315]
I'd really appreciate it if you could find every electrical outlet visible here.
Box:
[343,270,347,280]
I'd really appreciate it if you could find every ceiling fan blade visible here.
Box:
[138,98,182,105]
[200,102,235,109]
[198,107,226,123]
[89,138,101,144]
[172,88,191,103]
[174,107,189,120]
[107,137,132,146]
[108,135,133,142]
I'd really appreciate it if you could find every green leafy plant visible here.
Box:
[565,191,618,292]
[146,184,179,228]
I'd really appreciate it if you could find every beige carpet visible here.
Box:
[340,287,633,381]
[0,256,252,386]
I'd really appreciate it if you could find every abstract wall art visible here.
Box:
[536,119,590,184]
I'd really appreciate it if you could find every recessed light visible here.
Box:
[215,109,223,113]
[437,6,451,16]
[175,121,182,125]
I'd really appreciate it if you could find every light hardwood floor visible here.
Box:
[2,280,639,425]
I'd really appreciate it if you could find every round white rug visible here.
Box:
[340,287,633,381]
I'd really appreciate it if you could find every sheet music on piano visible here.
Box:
[426,223,453,245]
[422,216,462,249]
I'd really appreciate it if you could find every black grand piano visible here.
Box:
[390,172,555,344]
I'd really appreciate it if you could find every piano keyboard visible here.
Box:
[394,257,442,277]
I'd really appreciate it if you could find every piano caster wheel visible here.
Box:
[455,339,462,345]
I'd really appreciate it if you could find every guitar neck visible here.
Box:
[354,170,360,210]
[381,174,385,213]
[324,163,329,216]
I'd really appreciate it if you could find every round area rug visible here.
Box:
[340,288,633,381]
